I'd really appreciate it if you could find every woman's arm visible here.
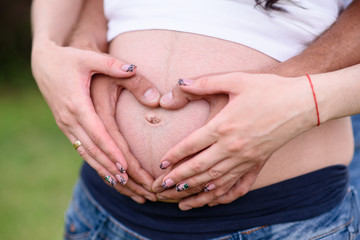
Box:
[31,0,159,202]
[31,0,83,46]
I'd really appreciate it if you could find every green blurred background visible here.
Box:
[0,1,82,239]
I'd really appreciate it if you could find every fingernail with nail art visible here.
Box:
[121,64,137,72]
[105,175,116,186]
[178,78,194,86]
[116,174,127,185]
[161,179,175,189]
[204,184,216,192]
[116,162,126,173]
[159,161,171,170]
[176,183,189,192]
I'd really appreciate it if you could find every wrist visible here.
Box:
[286,76,320,131]
[66,33,103,52]
[31,37,58,61]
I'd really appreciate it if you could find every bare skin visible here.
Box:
[33,0,359,208]
[108,30,353,194]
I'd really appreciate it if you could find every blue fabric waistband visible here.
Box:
[81,163,348,240]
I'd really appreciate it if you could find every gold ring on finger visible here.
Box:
[73,140,82,150]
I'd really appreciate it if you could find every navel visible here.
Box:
[145,113,162,124]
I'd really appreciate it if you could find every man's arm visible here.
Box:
[65,0,108,52]
[272,0,360,76]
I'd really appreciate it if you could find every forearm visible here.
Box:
[272,0,360,77]
[268,0,360,122]
[314,64,360,122]
[66,0,108,52]
[31,0,84,46]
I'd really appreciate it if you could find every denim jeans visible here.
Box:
[350,114,360,204]
[64,179,360,240]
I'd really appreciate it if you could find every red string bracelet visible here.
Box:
[306,74,320,126]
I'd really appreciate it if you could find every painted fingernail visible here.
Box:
[115,174,127,185]
[160,92,173,105]
[176,183,189,192]
[121,64,137,72]
[105,175,116,186]
[116,162,126,173]
[144,88,159,103]
[178,78,194,86]
[159,161,171,170]
[161,179,175,189]
[204,184,216,192]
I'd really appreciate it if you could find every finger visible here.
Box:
[69,131,150,203]
[175,163,248,210]
[177,168,241,211]
[160,144,227,189]
[69,135,120,187]
[118,177,156,202]
[67,129,128,183]
[63,88,128,173]
[121,73,161,107]
[75,98,129,171]
[152,174,167,193]
[160,81,205,110]
[159,122,217,171]
[173,158,255,194]
[156,182,204,202]
[208,168,260,206]
[85,51,137,79]
[113,180,146,204]
[123,150,156,194]
[82,154,147,204]
[176,73,243,96]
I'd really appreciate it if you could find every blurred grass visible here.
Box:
[0,80,82,239]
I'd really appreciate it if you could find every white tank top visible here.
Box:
[104,0,346,62]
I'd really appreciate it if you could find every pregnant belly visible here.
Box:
[112,30,353,187]
[116,90,210,177]
[112,30,276,178]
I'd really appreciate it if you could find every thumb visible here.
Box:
[176,73,241,95]
[160,81,204,110]
[160,73,238,109]
[120,72,161,108]
[87,51,137,78]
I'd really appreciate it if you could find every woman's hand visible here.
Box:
[31,42,160,203]
[151,89,229,203]
[156,72,318,209]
